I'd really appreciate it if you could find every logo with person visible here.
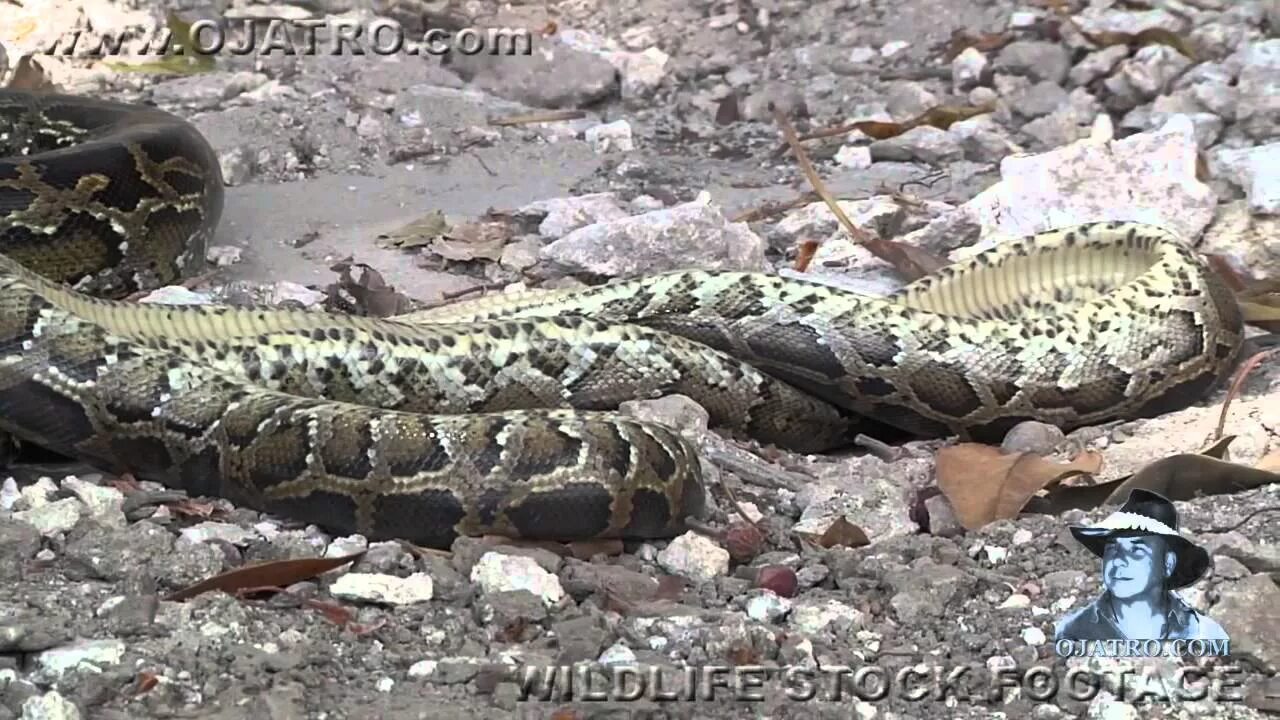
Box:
[1054,489,1229,656]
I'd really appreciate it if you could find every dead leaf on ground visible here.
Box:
[428,218,513,262]
[1256,452,1280,473]
[1099,453,1280,506]
[6,54,55,91]
[127,671,160,698]
[323,259,413,317]
[867,237,951,277]
[935,444,1104,530]
[1024,435,1280,514]
[798,517,871,548]
[715,93,741,125]
[377,210,451,250]
[164,551,366,602]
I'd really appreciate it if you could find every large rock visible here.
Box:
[541,195,767,277]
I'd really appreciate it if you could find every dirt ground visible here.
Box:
[1,0,1279,718]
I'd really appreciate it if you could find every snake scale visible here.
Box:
[0,89,1246,548]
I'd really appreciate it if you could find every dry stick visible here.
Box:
[771,107,935,279]
[1214,347,1277,439]
[772,106,875,248]
[489,110,586,126]
[1199,506,1280,534]
[728,191,821,223]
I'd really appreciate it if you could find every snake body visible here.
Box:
[0,89,1246,547]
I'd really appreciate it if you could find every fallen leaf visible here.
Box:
[164,551,366,602]
[323,260,413,317]
[428,219,512,262]
[128,671,160,698]
[799,517,870,548]
[6,54,54,91]
[1255,452,1280,473]
[1100,454,1280,505]
[936,444,1103,530]
[865,237,950,277]
[377,210,450,250]
[1026,436,1280,514]
[715,92,741,125]
[793,237,820,271]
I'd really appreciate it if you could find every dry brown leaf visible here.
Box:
[1028,436,1280,514]
[164,551,366,602]
[377,210,450,250]
[1101,454,1280,505]
[815,517,871,548]
[6,55,54,91]
[935,444,1103,530]
[324,260,412,317]
[128,671,160,698]
[429,219,511,262]
[715,93,741,125]
[793,238,819,271]
[868,238,950,276]
[1256,452,1280,473]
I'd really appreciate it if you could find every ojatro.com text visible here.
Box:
[39,17,535,59]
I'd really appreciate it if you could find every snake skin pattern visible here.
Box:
[0,89,1247,547]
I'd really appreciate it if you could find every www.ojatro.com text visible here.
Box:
[515,662,1249,704]
[39,17,535,59]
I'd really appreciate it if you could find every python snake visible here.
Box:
[0,89,1246,548]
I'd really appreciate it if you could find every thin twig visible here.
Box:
[1214,347,1277,439]
[728,191,821,223]
[1198,506,1280,534]
[720,480,766,534]
[854,434,901,462]
[700,443,810,491]
[771,106,876,247]
[489,110,586,126]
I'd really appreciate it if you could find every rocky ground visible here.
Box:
[1,0,1279,718]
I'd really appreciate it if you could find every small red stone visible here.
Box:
[724,523,765,563]
[755,565,798,598]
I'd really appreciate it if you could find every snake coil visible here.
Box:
[0,89,1245,547]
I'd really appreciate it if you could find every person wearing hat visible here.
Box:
[1054,489,1228,642]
